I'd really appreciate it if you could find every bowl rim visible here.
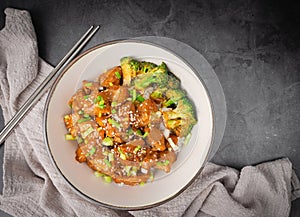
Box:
[43,39,216,210]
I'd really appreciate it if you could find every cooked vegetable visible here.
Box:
[162,97,197,137]
[133,62,169,90]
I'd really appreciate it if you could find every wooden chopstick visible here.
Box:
[0,25,100,145]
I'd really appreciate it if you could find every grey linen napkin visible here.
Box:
[0,8,299,217]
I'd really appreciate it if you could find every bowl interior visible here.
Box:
[44,40,213,209]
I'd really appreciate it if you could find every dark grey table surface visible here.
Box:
[0,0,299,216]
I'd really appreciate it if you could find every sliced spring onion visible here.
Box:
[84,82,93,87]
[142,132,149,138]
[83,113,90,118]
[76,136,84,144]
[131,89,137,102]
[108,152,114,162]
[65,134,76,140]
[118,148,126,160]
[139,182,145,186]
[102,137,114,146]
[156,160,170,166]
[82,127,94,138]
[126,128,134,136]
[111,101,117,107]
[133,145,141,154]
[111,109,117,114]
[103,175,112,183]
[131,166,138,176]
[94,171,104,177]
[104,159,112,168]
[77,117,91,123]
[86,146,96,157]
[115,71,121,79]
[78,110,84,115]
[108,118,121,129]
[83,95,90,100]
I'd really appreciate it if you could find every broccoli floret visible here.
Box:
[163,89,186,107]
[162,97,197,137]
[167,73,180,89]
[140,61,157,74]
[133,62,169,90]
[120,57,140,86]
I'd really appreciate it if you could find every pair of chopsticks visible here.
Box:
[0,25,100,145]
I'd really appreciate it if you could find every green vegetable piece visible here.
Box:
[156,160,170,166]
[108,118,121,129]
[115,71,121,79]
[162,97,197,137]
[84,95,90,100]
[86,146,96,157]
[102,137,114,146]
[108,152,114,162]
[94,171,104,177]
[77,117,91,123]
[118,148,126,160]
[85,82,93,87]
[133,145,141,154]
[65,134,76,141]
[103,175,112,183]
[82,127,94,138]
[104,159,112,168]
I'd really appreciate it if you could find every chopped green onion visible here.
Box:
[94,171,104,177]
[102,137,114,146]
[130,166,138,176]
[143,132,149,138]
[139,182,145,186]
[78,110,84,115]
[84,82,93,87]
[118,148,126,160]
[65,134,76,140]
[164,99,175,107]
[77,117,91,123]
[104,159,112,168]
[108,118,121,129]
[156,160,170,166]
[133,145,141,154]
[83,95,90,100]
[108,152,114,162]
[131,89,137,102]
[136,95,145,103]
[86,146,96,157]
[82,127,94,138]
[111,101,117,107]
[103,175,112,183]
[136,129,143,136]
[115,71,121,79]
[76,136,84,144]
[83,113,90,118]
[98,104,105,109]
[111,109,117,114]
[126,128,134,136]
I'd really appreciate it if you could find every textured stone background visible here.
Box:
[0,0,299,216]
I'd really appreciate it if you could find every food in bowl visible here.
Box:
[63,57,197,186]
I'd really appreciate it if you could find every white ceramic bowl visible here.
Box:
[44,40,214,210]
